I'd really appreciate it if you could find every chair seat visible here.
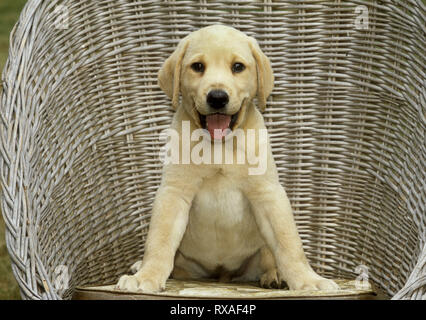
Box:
[73,278,386,300]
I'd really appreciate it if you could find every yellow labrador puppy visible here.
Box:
[117,25,338,292]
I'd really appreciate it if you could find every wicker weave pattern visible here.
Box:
[0,0,425,300]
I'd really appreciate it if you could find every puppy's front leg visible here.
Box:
[245,179,338,291]
[116,175,200,292]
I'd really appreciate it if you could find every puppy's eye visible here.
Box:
[232,62,245,73]
[191,62,205,73]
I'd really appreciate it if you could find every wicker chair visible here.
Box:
[0,0,424,300]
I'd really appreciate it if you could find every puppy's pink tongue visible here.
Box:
[206,114,231,140]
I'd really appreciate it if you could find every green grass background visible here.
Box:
[0,0,28,300]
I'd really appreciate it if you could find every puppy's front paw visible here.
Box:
[115,272,165,293]
[116,274,140,291]
[289,273,339,291]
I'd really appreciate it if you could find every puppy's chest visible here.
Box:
[190,175,251,226]
[178,174,262,271]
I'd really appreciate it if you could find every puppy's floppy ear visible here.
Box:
[248,37,274,112]
[158,36,190,110]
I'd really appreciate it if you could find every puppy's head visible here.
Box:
[158,25,274,140]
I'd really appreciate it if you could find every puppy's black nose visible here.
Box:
[207,90,229,109]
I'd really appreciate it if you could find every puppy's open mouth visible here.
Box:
[199,111,239,140]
